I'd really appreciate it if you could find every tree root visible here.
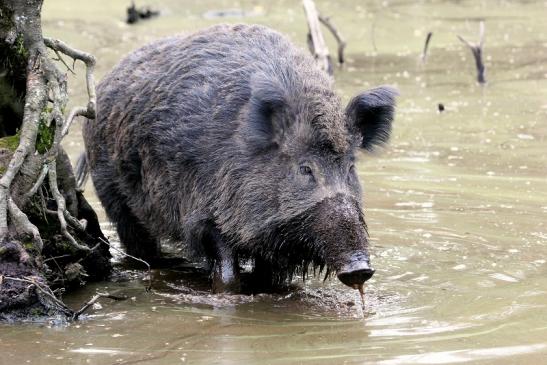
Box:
[0,59,47,241]
[7,198,43,252]
[0,0,111,321]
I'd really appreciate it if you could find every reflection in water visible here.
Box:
[1,0,546,364]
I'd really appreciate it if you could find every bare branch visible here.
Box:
[43,37,96,118]
[302,0,332,75]
[421,31,433,64]
[478,21,485,48]
[51,48,75,75]
[99,237,152,291]
[318,15,346,64]
[62,106,88,138]
[72,292,127,320]
[457,21,486,84]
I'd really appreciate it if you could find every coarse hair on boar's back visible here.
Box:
[83,24,397,293]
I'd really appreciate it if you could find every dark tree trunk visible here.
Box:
[0,0,111,321]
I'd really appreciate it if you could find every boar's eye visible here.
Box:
[299,165,313,175]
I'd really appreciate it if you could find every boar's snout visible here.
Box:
[336,251,375,287]
[309,194,375,288]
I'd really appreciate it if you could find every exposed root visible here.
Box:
[0,0,110,322]
[7,198,43,252]
[24,164,49,199]
[48,160,90,252]
[0,59,47,241]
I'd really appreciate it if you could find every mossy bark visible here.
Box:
[0,0,111,321]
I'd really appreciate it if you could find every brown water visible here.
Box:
[2,0,547,364]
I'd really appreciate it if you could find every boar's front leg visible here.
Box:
[208,228,241,294]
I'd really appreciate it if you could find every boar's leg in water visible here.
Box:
[207,228,241,293]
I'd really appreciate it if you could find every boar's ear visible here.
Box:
[346,86,398,152]
[244,74,288,149]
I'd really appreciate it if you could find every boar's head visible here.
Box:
[231,72,397,288]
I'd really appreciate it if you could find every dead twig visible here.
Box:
[99,237,152,291]
[457,21,486,84]
[421,31,433,63]
[318,15,346,64]
[51,49,75,75]
[43,37,96,118]
[72,292,127,320]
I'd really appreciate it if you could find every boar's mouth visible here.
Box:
[247,194,374,288]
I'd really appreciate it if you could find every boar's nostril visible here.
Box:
[336,253,375,287]
[337,268,375,287]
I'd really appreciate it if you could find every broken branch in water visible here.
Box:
[421,31,433,63]
[318,15,346,64]
[457,21,486,84]
[72,292,127,320]
[302,0,332,75]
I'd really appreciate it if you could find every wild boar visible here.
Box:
[83,24,397,292]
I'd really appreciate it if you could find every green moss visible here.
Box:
[29,307,45,317]
[0,132,20,151]
[35,108,55,154]
[15,35,28,59]
[23,242,34,250]
[0,166,5,175]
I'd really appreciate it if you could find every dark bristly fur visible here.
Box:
[83,24,397,290]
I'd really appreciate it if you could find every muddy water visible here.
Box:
[2,0,547,364]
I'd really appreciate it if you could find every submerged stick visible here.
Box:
[73,292,127,320]
[421,31,433,63]
[457,21,486,84]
